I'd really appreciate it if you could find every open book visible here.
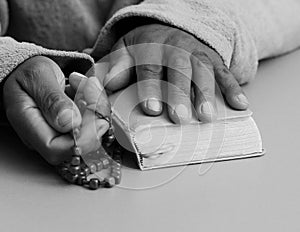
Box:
[109,87,264,170]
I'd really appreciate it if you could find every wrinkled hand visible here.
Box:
[3,56,110,165]
[104,24,249,123]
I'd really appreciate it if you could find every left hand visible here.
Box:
[103,24,249,124]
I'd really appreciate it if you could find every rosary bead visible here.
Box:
[64,173,78,184]
[77,175,87,186]
[88,163,97,174]
[111,167,122,184]
[100,158,110,169]
[104,177,116,188]
[71,156,81,166]
[73,146,82,156]
[111,169,121,176]
[95,161,103,171]
[82,179,89,185]
[69,165,81,175]
[112,164,121,172]
[114,158,122,165]
[83,167,91,176]
[58,166,69,176]
[107,126,114,135]
[112,162,121,169]
[79,171,86,176]
[112,174,121,185]
[107,134,115,143]
[89,178,100,190]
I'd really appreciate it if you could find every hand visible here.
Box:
[3,56,110,165]
[104,24,249,124]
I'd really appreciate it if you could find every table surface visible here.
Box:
[1,50,300,232]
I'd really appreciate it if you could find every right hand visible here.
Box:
[3,56,110,165]
[104,24,249,124]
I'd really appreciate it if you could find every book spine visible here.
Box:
[111,110,144,170]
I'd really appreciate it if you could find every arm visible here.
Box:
[0,0,94,83]
[0,1,111,164]
[92,0,300,84]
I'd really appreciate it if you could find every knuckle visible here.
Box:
[197,86,213,97]
[216,68,234,82]
[18,57,55,90]
[171,88,190,100]
[224,82,240,95]
[168,55,190,69]
[192,51,212,67]
[138,65,162,77]
[42,91,71,115]
[24,56,54,76]
[216,66,231,77]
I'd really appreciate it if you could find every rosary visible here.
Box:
[55,100,122,190]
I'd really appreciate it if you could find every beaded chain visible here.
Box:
[56,105,122,190]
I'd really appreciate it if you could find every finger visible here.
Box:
[70,72,111,118]
[69,72,89,114]
[94,62,110,86]
[166,51,193,124]
[9,105,74,165]
[105,38,135,91]
[17,60,82,133]
[128,43,163,115]
[191,51,217,122]
[69,71,88,94]
[214,65,249,110]
[4,78,74,165]
[77,109,108,155]
[69,73,111,154]
[136,64,164,115]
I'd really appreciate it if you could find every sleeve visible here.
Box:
[90,0,300,84]
[0,37,94,82]
[0,0,94,83]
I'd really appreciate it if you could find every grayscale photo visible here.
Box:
[0,0,299,231]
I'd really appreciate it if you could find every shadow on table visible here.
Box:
[0,122,139,181]
[0,124,66,183]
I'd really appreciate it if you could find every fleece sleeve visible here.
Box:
[0,0,94,83]
[0,37,94,82]
[90,0,300,84]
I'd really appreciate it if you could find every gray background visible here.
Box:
[0,50,300,232]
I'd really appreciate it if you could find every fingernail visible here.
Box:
[236,94,249,106]
[147,99,162,113]
[173,104,189,120]
[57,109,76,128]
[200,101,215,115]
[199,101,217,122]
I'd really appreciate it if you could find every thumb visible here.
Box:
[17,57,82,133]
